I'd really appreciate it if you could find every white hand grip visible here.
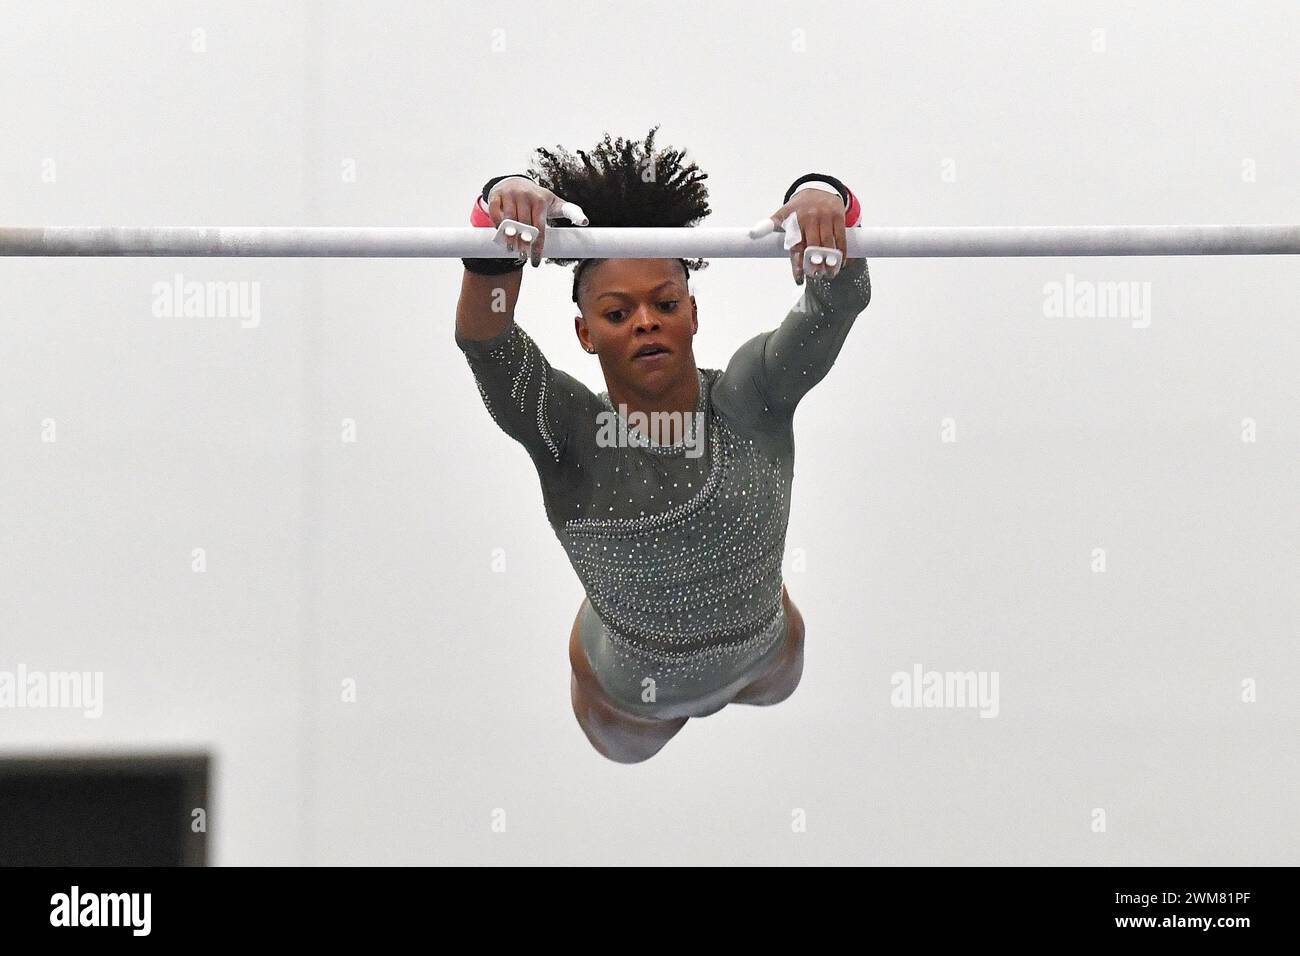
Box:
[802,244,841,277]
[493,218,537,252]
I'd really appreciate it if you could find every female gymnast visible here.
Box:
[454,128,871,763]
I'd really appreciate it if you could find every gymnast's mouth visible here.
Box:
[632,343,671,361]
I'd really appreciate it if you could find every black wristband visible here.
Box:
[783,173,850,208]
[462,256,526,275]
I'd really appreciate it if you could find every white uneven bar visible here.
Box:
[1,224,1299,258]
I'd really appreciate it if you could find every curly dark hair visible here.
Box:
[525,125,712,306]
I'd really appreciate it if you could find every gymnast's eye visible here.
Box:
[604,301,678,322]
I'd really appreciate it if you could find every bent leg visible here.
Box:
[730,585,806,706]
[569,603,688,763]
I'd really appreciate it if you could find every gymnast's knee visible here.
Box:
[570,673,685,763]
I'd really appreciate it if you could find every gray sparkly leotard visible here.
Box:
[455,254,871,719]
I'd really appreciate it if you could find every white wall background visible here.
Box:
[1,0,1296,865]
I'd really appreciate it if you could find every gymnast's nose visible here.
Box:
[632,303,661,330]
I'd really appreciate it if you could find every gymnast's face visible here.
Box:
[575,258,698,393]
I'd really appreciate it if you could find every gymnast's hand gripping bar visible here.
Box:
[1,224,1298,258]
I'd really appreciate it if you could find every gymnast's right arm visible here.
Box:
[453,175,592,468]
[454,174,548,341]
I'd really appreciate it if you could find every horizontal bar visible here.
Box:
[1,224,1298,258]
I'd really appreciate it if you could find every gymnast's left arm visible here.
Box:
[715,174,872,424]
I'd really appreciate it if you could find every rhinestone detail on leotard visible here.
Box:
[560,370,789,663]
